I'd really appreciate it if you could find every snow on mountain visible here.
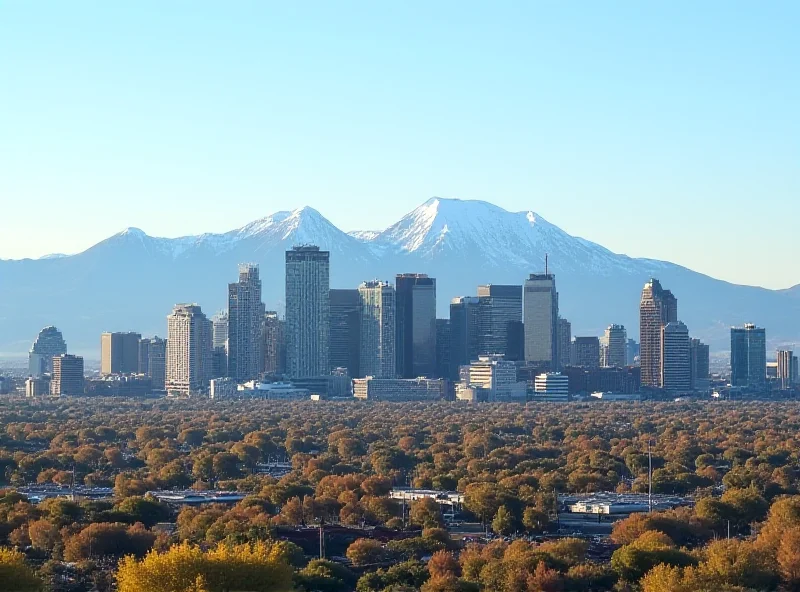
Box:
[371,197,639,274]
[2,196,800,353]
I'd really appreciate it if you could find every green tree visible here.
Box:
[491,505,514,535]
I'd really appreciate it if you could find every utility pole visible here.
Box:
[319,519,325,560]
[648,440,653,513]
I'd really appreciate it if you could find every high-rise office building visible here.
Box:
[395,274,437,378]
[285,246,330,378]
[435,319,451,380]
[330,289,361,377]
[51,354,84,396]
[557,318,572,369]
[28,326,67,377]
[139,336,166,390]
[661,322,690,392]
[777,350,794,390]
[262,311,286,375]
[100,332,141,375]
[476,284,523,360]
[572,337,600,368]
[227,264,264,380]
[689,338,710,391]
[523,273,558,367]
[450,296,481,379]
[604,325,627,368]
[166,304,212,397]
[359,281,396,378]
[211,311,229,378]
[730,324,767,389]
[639,279,678,388]
[627,339,640,366]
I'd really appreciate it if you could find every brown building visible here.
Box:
[101,332,141,375]
[639,279,677,388]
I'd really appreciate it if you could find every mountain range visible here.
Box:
[1,197,798,356]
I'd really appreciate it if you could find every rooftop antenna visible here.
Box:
[545,253,549,275]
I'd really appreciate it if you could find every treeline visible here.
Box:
[1,398,800,590]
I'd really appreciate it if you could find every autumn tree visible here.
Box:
[0,548,43,592]
[116,541,294,592]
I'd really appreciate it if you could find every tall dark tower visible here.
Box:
[395,274,437,378]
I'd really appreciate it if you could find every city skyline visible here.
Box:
[2,3,799,290]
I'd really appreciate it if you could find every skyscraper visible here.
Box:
[572,337,600,368]
[661,321,690,392]
[395,274,437,378]
[28,326,67,377]
[523,273,558,367]
[359,281,396,378]
[689,338,710,391]
[730,324,766,388]
[435,319,451,380]
[211,311,229,378]
[285,246,330,378]
[639,279,678,388]
[139,336,166,390]
[450,296,481,378]
[604,324,627,368]
[227,264,264,380]
[476,284,523,360]
[166,304,212,397]
[329,289,361,377]
[100,332,141,375]
[262,311,286,375]
[557,318,572,369]
[51,354,84,396]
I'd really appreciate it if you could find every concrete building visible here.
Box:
[777,350,796,390]
[138,337,166,390]
[464,355,527,402]
[100,332,141,375]
[604,325,627,368]
[330,289,361,377]
[557,318,572,369]
[285,246,330,378]
[523,273,558,367]
[166,304,212,397]
[262,311,285,375]
[209,377,238,400]
[730,324,766,389]
[227,264,265,380]
[358,281,396,379]
[28,326,67,377]
[661,322,691,392]
[25,377,50,397]
[572,336,600,368]
[435,319,451,380]
[533,372,569,401]
[395,274,437,378]
[211,311,229,378]
[639,279,678,388]
[476,284,523,360]
[627,339,640,366]
[449,296,481,378]
[237,381,311,400]
[690,339,710,391]
[353,377,445,401]
[51,354,84,396]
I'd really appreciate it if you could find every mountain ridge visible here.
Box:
[0,197,797,355]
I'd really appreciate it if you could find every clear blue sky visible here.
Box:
[1,2,798,288]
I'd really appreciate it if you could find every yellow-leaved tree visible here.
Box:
[116,541,294,592]
[0,547,44,592]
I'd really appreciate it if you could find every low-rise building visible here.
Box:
[353,377,445,401]
[533,372,569,402]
